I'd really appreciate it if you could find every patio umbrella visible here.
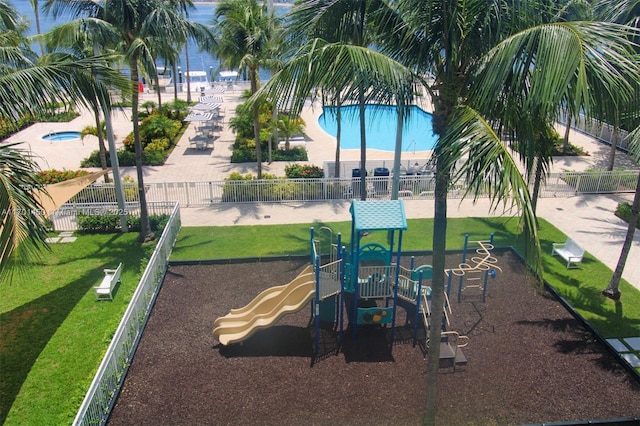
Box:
[184,112,217,122]
[190,102,221,112]
[199,95,223,103]
[33,169,111,217]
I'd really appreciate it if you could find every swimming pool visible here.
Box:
[318,104,437,152]
[42,131,82,142]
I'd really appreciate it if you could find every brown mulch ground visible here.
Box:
[107,251,640,426]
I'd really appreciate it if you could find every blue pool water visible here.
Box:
[318,105,437,152]
[42,131,82,142]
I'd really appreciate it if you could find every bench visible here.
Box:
[551,238,585,269]
[93,263,122,300]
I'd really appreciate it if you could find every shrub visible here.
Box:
[561,168,634,192]
[553,139,589,156]
[221,171,323,202]
[120,112,182,154]
[272,147,308,162]
[284,163,323,179]
[69,175,138,203]
[77,213,170,234]
[229,97,308,163]
[81,148,169,167]
[36,169,89,184]
[615,203,640,229]
[144,137,170,152]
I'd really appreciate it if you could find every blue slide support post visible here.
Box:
[339,245,346,343]
[310,227,315,265]
[314,254,321,355]
[457,233,470,302]
[390,230,401,343]
[481,233,495,302]
[412,270,424,345]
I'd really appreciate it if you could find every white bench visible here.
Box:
[93,263,122,300]
[552,239,585,269]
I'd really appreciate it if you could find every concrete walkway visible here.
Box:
[5,86,639,289]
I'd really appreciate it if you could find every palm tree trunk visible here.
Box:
[185,42,192,104]
[334,90,342,178]
[130,57,154,242]
[562,111,572,154]
[31,0,44,55]
[173,63,179,103]
[607,111,620,171]
[250,67,262,179]
[531,157,543,214]
[156,78,163,115]
[93,108,110,183]
[603,172,640,300]
[358,88,367,200]
[392,98,405,200]
[423,159,448,426]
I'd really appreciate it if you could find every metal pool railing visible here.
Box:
[72,202,182,426]
[69,170,638,209]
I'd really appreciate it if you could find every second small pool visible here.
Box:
[42,131,82,142]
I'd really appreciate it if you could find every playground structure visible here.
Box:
[213,200,500,364]
[447,234,502,303]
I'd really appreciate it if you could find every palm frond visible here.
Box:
[256,39,421,116]
[474,21,640,121]
[440,106,543,274]
[0,142,50,281]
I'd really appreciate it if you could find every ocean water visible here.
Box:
[10,0,287,81]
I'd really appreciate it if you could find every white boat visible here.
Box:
[218,70,238,81]
[165,70,210,93]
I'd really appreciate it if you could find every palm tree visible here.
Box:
[0,142,49,280]
[379,3,637,421]
[259,0,639,423]
[80,121,111,183]
[602,126,640,300]
[44,0,212,242]
[275,115,305,151]
[214,0,282,180]
[44,26,126,185]
[29,0,45,55]
[286,0,400,192]
[1,0,127,276]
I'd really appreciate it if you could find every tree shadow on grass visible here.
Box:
[0,271,102,424]
[0,234,148,424]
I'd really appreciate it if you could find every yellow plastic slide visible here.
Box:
[213,265,316,345]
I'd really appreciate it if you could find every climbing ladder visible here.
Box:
[419,291,451,332]
[447,233,500,302]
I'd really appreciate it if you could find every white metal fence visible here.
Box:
[558,111,633,153]
[72,202,181,426]
[63,170,638,211]
[49,201,178,231]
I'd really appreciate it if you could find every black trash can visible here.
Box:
[352,168,367,197]
[373,167,390,193]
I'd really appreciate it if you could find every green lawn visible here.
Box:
[1,217,638,424]
[0,233,154,425]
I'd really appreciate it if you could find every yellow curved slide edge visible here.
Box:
[213,271,316,346]
[221,264,314,319]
